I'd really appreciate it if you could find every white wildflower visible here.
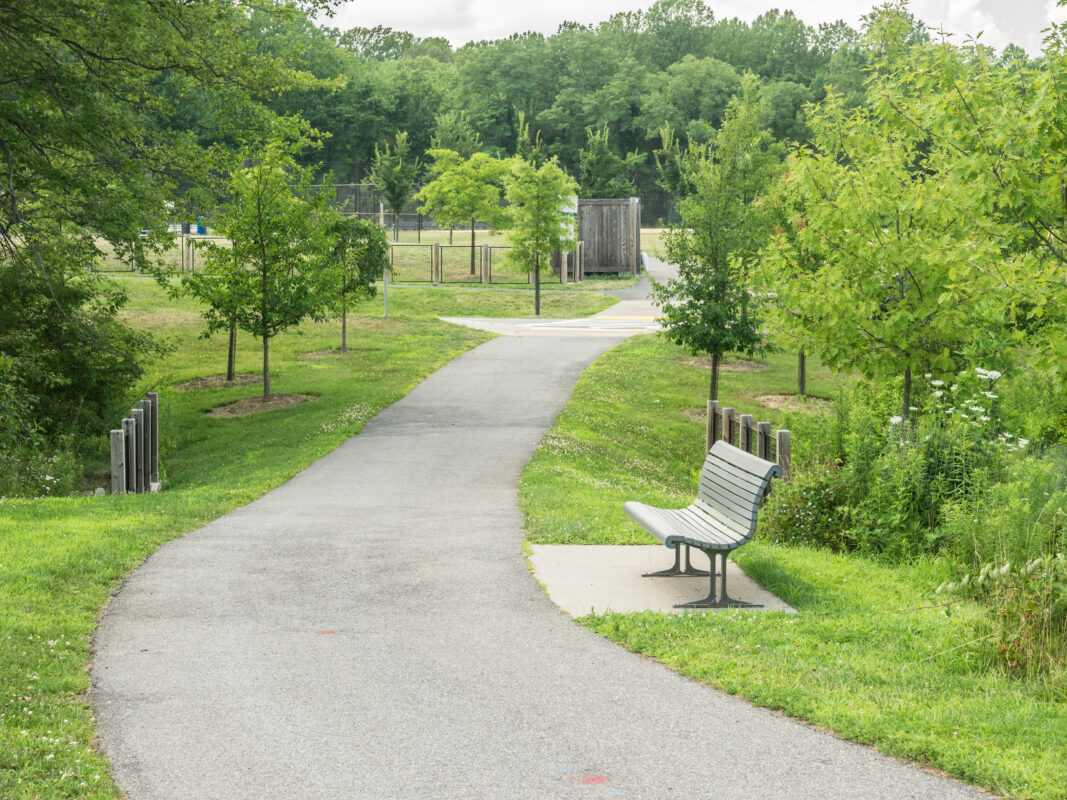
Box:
[931,379,944,387]
[889,415,902,425]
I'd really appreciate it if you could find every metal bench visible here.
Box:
[624,440,782,609]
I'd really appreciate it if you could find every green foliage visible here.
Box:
[577,126,644,198]
[182,121,337,398]
[369,131,421,240]
[322,217,389,351]
[938,554,1067,680]
[0,0,324,456]
[652,74,782,397]
[501,157,579,275]
[429,110,483,159]
[416,150,509,231]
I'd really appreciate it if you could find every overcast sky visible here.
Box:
[324,1,1067,55]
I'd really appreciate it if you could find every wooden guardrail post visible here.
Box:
[147,391,159,485]
[757,421,772,461]
[110,430,126,494]
[123,417,137,493]
[432,242,441,284]
[706,399,720,453]
[721,407,736,446]
[481,243,490,284]
[776,429,791,481]
[131,406,145,493]
[739,414,754,453]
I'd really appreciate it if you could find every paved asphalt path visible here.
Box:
[92,264,990,799]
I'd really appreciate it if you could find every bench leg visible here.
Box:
[642,544,714,578]
[674,552,762,610]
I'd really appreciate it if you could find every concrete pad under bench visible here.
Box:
[528,544,796,616]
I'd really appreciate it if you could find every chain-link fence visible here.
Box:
[387,243,434,283]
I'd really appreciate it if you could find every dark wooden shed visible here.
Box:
[577,197,641,274]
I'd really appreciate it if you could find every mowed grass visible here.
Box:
[519,334,1067,800]
[0,277,614,799]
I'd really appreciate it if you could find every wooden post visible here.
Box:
[576,241,583,282]
[138,399,151,490]
[131,407,145,493]
[147,391,159,486]
[706,399,719,453]
[798,350,807,397]
[110,430,126,494]
[739,414,754,453]
[757,421,772,461]
[481,243,489,284]
[123,418,137,494]
[561,251,569,284]
[722,407,736,446]
[776,429,792,481]
[432,242,441,284]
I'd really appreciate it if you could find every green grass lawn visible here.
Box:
[0,277,616,799]
[520,333,1067,800]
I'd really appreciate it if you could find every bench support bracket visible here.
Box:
[674,551,763,610]
[642,544,714,578]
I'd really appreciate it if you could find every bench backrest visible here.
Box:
[697,440,783,542]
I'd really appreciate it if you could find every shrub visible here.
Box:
[938,554,1067,681]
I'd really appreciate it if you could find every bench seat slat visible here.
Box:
[700,459,766,495]
[696,484,760,528]
[708,445,783,482]
[623,502,744,550]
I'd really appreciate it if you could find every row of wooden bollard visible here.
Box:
[706,399,791,480]
[110,393,160,494]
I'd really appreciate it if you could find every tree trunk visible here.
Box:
[470,217,476,275]
[798,349,806,397]
[709,352,719,402]
[449,224,454,245]
[902,365,912,425]
[226,318,237,382]
[341,295,347,354]
[534,253,541,316]
[262,331,270,400]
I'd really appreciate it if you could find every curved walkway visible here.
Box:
[92,261,988,799]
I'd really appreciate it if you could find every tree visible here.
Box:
[0,0,329,445]
[322,217,389,352]
[652,75,782,402]
[369,131,421,241]
[502,157,578,315]
[187,121,337,400]
[756,4,1026,422]
[430,110,483,159]
[416,150,509,274]
[577,126,644,198]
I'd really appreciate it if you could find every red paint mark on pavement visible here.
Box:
[317,630,340,635]
[580,776,607,785]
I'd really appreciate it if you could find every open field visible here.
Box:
[519,333,1067,800]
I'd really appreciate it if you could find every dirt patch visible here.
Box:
[682,408,708,421]
[686,357,768,372]
[174,374,262,391]
[754,394,833,413]
[206,393,312,418]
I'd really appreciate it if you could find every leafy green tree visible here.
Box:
[502,157,578,315]
[637,55,740,143]
[430,110,483,159]
[322,217,389,353]
[416,150,509,274]
[653,75,782,401]
[0,0,327,445]
[369,131,421,241]
[577,126,644,198]
[188,121,337,400]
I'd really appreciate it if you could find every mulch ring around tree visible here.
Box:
[174,374,262,391]
[682,394,832,421]
[685,357,768,372]
[206,394,313,418]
